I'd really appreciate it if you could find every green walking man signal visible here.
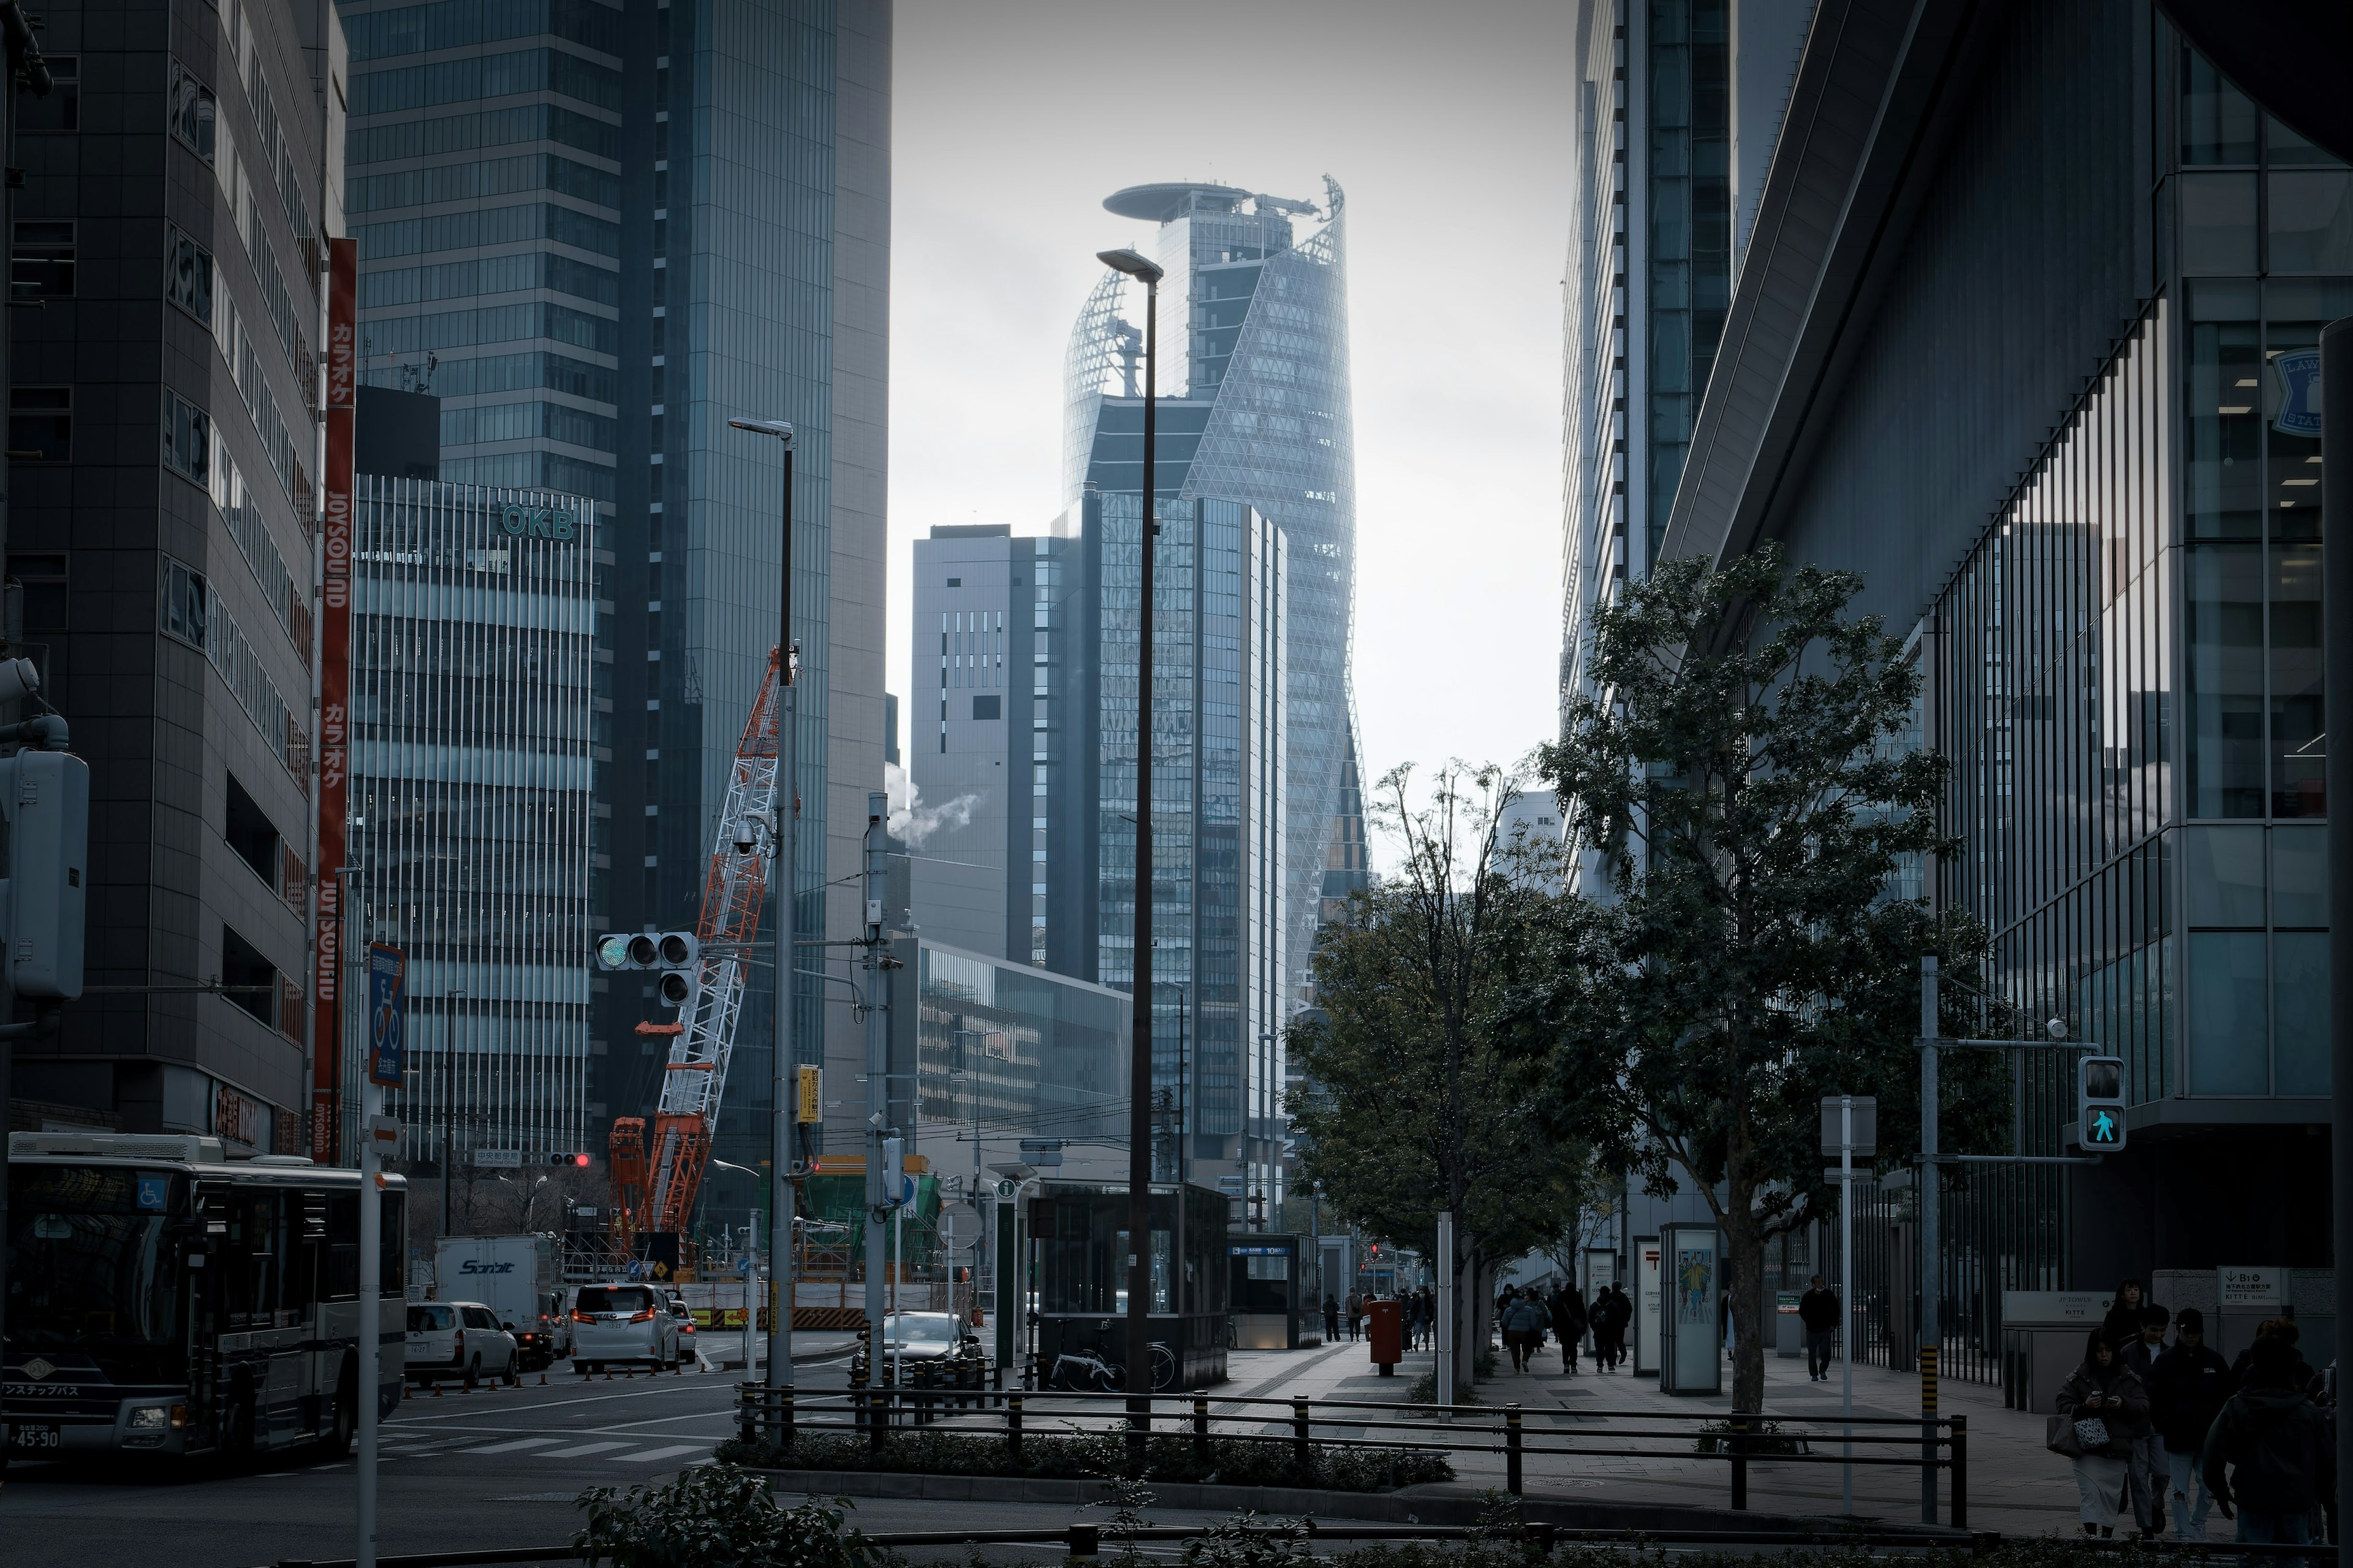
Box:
[2077,1055,2127,1152]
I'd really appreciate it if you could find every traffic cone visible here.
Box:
[432,1383,442,1398]
[539,1373,548,1386]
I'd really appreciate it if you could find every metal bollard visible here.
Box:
[1192,1395,1210,1462]
[1506,1403,1524,1497]
[1008,1392,1025,1461]
[1950,1414,1968,1529]
[1729,1414,1746,1511]
[1292,1398,1310,1472]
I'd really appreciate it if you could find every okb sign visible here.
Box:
[500,502,578,541]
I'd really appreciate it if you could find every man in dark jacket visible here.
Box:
[1591,1284,1632,1371]
[1798,1276,1840,1382]
[1551,1284,1587,1374]
[2121,1306,2172,1536]
[2202,1336,2336,1549]
[2150,1308,2232,1539]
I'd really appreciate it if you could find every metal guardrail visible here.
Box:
[260,1524,2351,1567]
[731,1382,1970,1524]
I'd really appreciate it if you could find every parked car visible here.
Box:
[405,1301,521,1388]
[850,1311,988,1390]
[662,1292,699,1368]
[569,1283,680,1374]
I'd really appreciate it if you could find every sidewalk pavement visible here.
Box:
[1232,1335,2199,1540]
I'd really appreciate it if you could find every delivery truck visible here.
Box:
[434,1233,569,1369]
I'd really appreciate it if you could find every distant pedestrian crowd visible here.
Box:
[1483,1279,1634,1374]
[2053,1276,2335,1547]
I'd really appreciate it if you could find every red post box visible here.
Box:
[1365,1297,1403,1374]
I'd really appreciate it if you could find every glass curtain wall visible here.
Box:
[1643,0,1729,568]
[2172,42,2343,1099]
[348,475,599,1162]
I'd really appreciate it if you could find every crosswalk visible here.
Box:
[379,1428,713,1468]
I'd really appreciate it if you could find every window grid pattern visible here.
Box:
[346,475,599,1162]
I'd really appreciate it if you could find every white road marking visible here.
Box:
[463,1437,567,1455]
[607,1444,705,1464]
[537,1441,632,1458]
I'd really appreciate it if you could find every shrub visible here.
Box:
[711,1429,1453,1493]
[574,1466,898,1568]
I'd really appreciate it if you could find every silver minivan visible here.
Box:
[568,1283,678,1375]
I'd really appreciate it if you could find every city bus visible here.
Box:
[4,1131,405,1464]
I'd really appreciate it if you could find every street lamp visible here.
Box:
[442,987,465,1238]
[727,414,798,1430]
[1096,244,1163,1427]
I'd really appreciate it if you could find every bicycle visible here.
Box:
[1047,1320,1178,1392]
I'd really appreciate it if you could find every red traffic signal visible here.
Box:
[547,1151,591,1167]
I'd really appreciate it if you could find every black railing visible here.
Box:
[730,1382,1971,1523]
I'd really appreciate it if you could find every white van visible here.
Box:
[568,1282,678,1374]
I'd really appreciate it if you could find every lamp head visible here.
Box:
[728,417,797,447]
[1096,248,1164,285]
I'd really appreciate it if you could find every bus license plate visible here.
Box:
[6,1423,61,1452]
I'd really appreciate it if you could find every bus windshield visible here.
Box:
[6,1164,188,1384]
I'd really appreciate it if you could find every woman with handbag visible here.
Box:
[2056,1329,2154,1536]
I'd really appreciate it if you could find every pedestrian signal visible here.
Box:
[2077,1055,2126,1151]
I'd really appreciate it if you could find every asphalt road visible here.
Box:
[0,1352,818,1568]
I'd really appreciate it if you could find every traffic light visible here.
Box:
[594,930,700,1007]
[2077,1055,2127,1152]
[547,1151,591,1168]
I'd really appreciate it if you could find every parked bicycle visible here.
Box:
[1047,1319,1178,1391]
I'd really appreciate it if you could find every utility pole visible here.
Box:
[2322,314,2353,1568]
[863,791,889,1407]
[1917,956,1938,1525]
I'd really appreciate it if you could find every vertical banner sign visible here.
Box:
[314,237,358,1162]
[368,944,407,1087]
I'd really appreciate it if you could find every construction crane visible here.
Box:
[608,645,787,1242]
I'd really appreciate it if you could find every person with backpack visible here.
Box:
[2149,1307,2233,1540]
[2056,1328,2152,1537]
[1499,1287,1548,1373]
[2203,1335,2337,1550]
[1592,1283,1632,1371]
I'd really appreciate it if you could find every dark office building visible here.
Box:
[1653,0,2343,1369]
[5,0,336,1150]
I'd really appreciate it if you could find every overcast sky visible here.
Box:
[887,1,1574,832]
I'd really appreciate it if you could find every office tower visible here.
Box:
[904,525,1017,959]
[338,0,892,1203]
[1558,0,1808,890]
[1068,180,1356,1007]
[347,476,599,1163]
[1610,2,2344,1360]
[1,1,334,1146]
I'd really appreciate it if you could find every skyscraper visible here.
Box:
[1558,0,1809,816]
[339,0,892,1208]
[1066,179,1359,1009]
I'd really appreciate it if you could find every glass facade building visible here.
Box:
[338,1,892,1221]
[1641,0,2344,1378]
[1067,183,1357,1005]
[346,476,599,1162]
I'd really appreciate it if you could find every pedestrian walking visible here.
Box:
[1500,1288,1547,1373]
[2121,1305,2172,1537]
[2055,1327,2151,1537]
[1344,1289,1363,1342]
[2102,1278,2149,1350]
[1553,1283,1588,1374]
[1593,1283,1631,1371]
[2203,1335,2336,1552]
[2150,1307,2233,1540]
[1798,1274,1840,1382]
[1322,1293,1339,1342]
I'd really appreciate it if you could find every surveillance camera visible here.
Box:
[2046,1018,2069,1040]
[0,656,37,706]
[733,816,758,852]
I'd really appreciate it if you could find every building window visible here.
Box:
[162,388,211,486]
[11,221,72,300]
[165,224,213,324]
[973,695,1001,721]
[221,923,278,1030]
[8,387,69,463]
[9,551,67,634]
[224,769,282,890]
[169,59,216,164]
[160,555,208,650]
[17,56,77,133]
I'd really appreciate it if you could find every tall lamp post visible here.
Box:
[727,415,797,1430]
[1097,244,1163,1426]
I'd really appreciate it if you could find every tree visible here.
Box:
[1512,546,2001,1415]
[1289,762,1593,1383]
